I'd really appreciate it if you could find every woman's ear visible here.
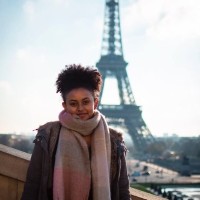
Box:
[94,98,99,109]
[62,102,66,110]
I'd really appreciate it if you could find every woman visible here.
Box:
[21,64,131,200]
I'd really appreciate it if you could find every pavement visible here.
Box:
[126,159,200,184]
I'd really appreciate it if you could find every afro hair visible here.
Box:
[56,64,102,101]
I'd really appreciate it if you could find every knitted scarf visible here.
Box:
[53,110,111,200]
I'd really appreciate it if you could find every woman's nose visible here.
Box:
[77,104,83,111]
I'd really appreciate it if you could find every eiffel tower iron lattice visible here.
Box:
[96,0,155,152]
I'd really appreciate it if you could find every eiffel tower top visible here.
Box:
[101,0,124,58]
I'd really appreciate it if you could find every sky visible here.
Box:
[0,0,200,137]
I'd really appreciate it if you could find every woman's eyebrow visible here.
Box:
[68,97,89,101]
[82,97,90,100]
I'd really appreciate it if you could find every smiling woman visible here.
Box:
[21,64,131,200]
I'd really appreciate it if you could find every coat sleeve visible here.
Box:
[119,150,131,200]
[21,137,43,200]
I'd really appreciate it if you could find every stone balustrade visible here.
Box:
[0,144,167,200]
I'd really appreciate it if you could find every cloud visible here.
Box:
[122,0,200,40]
[122,0,166,34]
[22,0,70,26]
[147,0,200,40]
[51,0,69,5]
[41,0,69,5]
[23,0,36,21]
[15,47,47,67]
[0,81,13,95]
[16,48,31,62]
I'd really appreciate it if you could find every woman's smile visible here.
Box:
[77,113,88,119]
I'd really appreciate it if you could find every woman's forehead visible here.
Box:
[65,88,94,99]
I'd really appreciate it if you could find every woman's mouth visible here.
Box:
[77,113,87,118]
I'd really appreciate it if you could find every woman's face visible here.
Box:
[62,88,98,120]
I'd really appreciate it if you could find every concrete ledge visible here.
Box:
[0,144,166,200]
[0,144,30,182]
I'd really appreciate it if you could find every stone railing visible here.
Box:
[0,144,167,200]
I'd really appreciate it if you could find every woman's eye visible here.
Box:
[83,100,90,105]
[69,102,77,107]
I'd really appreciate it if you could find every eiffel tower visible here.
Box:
[96,0,155,152]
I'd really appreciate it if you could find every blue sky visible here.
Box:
[0,0,200,137]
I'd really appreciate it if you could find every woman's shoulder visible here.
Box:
[109,127,128,157]
[109,127,123,142]
[37,121,61,132]
[35,121,61,139]
[109,127,128,154]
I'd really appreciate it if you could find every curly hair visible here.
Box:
[56,64,102,101]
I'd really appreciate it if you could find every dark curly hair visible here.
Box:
[56,64,102,101]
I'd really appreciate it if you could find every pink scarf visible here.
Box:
[53,110,111,200]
